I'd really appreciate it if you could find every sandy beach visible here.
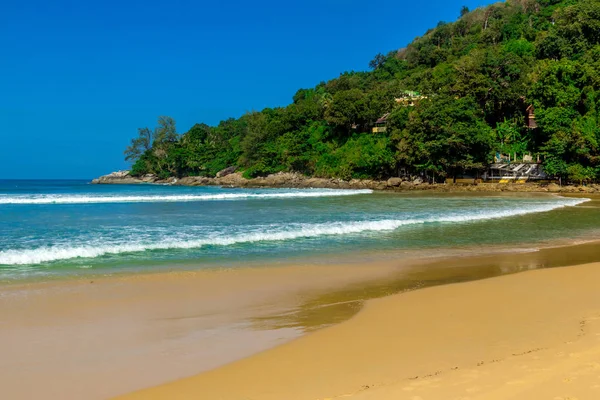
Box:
[3,240,600,399]
[0,262,400,400]
[121,261,600,400]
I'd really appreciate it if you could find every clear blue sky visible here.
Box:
[0,0,497,179]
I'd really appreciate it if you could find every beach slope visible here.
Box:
[120,262,600,400]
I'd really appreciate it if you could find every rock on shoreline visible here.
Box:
[91,170,600,194]
[91,171,165,185]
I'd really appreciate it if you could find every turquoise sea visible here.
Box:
[0,180,598,281]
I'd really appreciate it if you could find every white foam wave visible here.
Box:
[0,189,373,205]
[0,197,588,265]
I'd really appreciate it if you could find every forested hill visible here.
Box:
[125,0,600,183]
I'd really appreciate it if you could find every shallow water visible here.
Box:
[0,179,598,281]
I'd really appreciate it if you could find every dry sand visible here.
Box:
[121,262,600,400]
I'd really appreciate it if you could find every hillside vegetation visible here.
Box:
[125,0,600,183]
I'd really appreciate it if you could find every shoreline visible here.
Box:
[3,239,600,399]
[121,260,600,400]
[2,228,599,285]
[91,170,600,194]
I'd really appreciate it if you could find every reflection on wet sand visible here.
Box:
[253,240,600,332]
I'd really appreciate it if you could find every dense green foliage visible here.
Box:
[126,0,600,183]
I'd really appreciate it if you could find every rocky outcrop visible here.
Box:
[140,174,159,183]
[92,171,177,185]
[387,178,402,187]
[91,171,145,184]
[92,170,599,194]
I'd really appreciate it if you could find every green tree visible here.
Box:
[401,96,494,179]
[460,6,470,18]
[153,116,179,146]
[124,127,152,163]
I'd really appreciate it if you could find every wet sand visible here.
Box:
[2,239,600,399]
[121,261,600,400]
[0,263,400,400]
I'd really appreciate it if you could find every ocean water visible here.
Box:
[0,180,597,281]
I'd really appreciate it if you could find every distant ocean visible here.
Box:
[0,180,596,281]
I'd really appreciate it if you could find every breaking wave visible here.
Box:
[0,189,373,205]
[0,197,588,265]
